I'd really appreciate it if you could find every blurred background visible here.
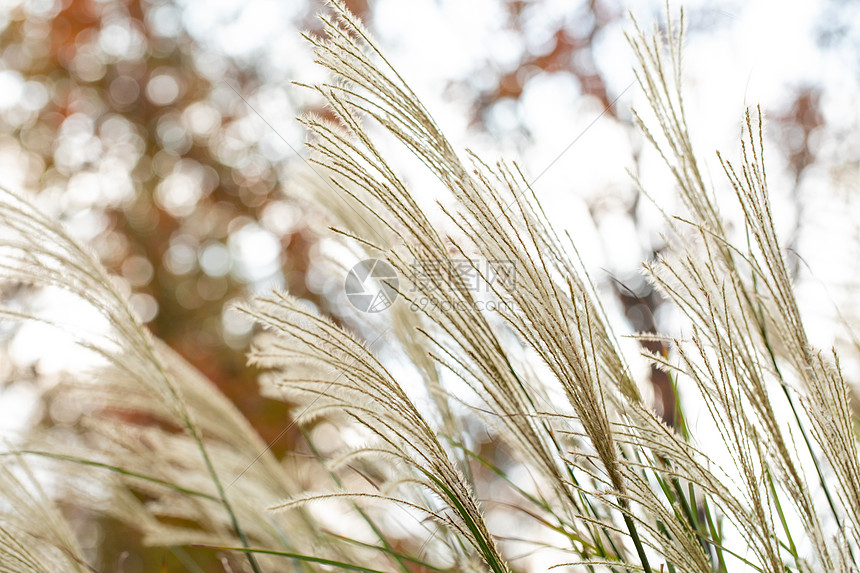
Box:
[0,0,858,570]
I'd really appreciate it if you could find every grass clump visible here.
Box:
[0,3,857,572]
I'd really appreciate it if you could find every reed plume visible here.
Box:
[0,3,857,572]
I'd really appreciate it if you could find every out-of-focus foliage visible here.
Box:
[0,1,323,568]
[0,0,329,446]
[2,0,859,571]
[0,0,680,448]
[4,3,860,571]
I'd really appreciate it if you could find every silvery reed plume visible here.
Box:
[1,2,858,572]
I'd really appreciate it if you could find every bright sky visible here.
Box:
[202,0,857,351]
